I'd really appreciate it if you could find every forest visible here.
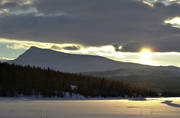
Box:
[0,62,161,98]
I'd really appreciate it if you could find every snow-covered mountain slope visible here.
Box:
[9,46,144,73]
[9,46,180,74]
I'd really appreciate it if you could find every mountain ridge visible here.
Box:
[9,46,145,72]
[9,46,180,74]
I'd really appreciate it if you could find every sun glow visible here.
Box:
[140,48,153,65]
[140,48,152,59]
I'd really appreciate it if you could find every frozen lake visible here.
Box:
[0,98,180,118]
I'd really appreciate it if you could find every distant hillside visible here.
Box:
[0,63,159,98]
[85,67,180,95]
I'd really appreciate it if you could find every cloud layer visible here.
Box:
[0,0,180,52]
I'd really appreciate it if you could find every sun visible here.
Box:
[140,48,152,59]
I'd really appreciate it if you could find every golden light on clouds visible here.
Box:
[140,0,180,7]
[0,38,117,56]
[164,17,180,28]
[165,17,180,24]
[0,0,33,6]
[0,8,9,15]
[141,0,154,7]
[0,38,81,50]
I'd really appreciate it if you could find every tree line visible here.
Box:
[0,62,159,98]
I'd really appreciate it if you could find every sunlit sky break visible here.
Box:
[0,0,180,67]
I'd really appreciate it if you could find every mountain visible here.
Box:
[10,46,147,73]
[10,46,180,74]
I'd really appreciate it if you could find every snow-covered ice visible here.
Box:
[0,97,180,118]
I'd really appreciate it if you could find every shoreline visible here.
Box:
[0,96,180,101]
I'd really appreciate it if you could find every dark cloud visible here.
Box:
[0,0,180,52]
[0,2,18,8]
[51,45,80,51]
[51,45,62,50]
[63,46,80,50]
[113,44,122,52]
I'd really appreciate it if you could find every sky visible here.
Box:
[0,0,180,67]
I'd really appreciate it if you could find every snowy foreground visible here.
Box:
[0,97,180,118]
